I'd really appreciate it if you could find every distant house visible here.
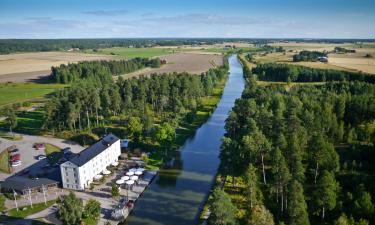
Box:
[60,134,121,190]
[318,56,329,63]
[67,48,80,52]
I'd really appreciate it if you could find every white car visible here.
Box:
[11,160,22,167]
[37,155,47,160]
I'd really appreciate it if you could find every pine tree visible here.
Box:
[287,180,310,225]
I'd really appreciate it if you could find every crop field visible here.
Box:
[0,82,66,106]
[253,47,375,74]
[86,47,173,59]
[120,53,224,78]
[0,51,118,82]
[328,56,375,74]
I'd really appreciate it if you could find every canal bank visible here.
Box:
[125,55,245,225]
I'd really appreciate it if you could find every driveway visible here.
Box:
[0,133,84,180]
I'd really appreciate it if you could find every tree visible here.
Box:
[83,199,101,222]
[244,164,263,209]
[127,116,143,141]
[271,147,291,214]
[248,204,275,225]
[242,127,271,185]
[208,188,237,225]
[354,188,374,220]
[57,192,83,225]
[288,180,310,225]
[111,184,120,198]
[2,107,17,135]
[0,194,5,212]
[312,170,338,219]
[154,122,175,150]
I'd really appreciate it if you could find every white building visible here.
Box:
[60,134,121,190]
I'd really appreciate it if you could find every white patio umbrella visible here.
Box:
[103,170,111,175]
[129,168,137,172]
[125,180,134,185]
[130,175,138,181]
[126,171,134,176]
[135,171,142,176]
[94,175,103,180]
[121,176,130,181]
[111,162,119,167]
[116,179,124,185]
[136,168,146,172]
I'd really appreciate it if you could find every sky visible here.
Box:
[0,0,374,39]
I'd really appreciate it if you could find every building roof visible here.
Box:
[1,176,59,192]
[68,134,119,167]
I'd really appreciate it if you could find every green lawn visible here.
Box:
[0,110,45,135]
[0,83,66,107]
[8,200,55,218]
[44,143,62,165]
[86,47,173,59]
[0,148,10,173]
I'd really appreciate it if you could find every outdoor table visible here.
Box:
[121,176,130,181]
[126,171,134,176]
[135,171,142,176]
[116,179,124,185]
[130,175,138,181]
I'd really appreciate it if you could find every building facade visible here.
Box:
[60,134,121,190]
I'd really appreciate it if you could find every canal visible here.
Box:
[126,55,245,225]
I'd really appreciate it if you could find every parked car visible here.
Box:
[34,143,46,150]
[10,154,21,162]
[37,155,47,160]
[62,147,71,154]
[41,163,50,169]
[22,168,30,174]
[11,148,19,153]
[11,160,22,167]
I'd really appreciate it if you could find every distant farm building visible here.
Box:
[318,56,329,63]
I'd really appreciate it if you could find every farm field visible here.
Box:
[253,48,375,74]
[85,47,173,58]
[120,53,223,78]
[0,83,66,106]
[0,51,118,82]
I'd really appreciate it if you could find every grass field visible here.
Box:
[44,143,62,165]
[0,147,10,173]
[8,200,55,218]
[0,83,66,106]
[86,47,173,59]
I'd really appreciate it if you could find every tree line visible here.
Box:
[51,58,161,84]
[209,61,375,225]
[253,63,375,83]
[293,50,327,62]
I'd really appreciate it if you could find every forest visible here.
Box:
[208,57,375,225]
[50,58,161,83]
[44,59,228,147]
[253,63,375,83]
[0,38,247,54]
[292,50,327,62]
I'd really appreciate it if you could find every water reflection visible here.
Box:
[125,55,245,225]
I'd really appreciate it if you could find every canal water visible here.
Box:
[126,55,245,225]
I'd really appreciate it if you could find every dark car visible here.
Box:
[22,168,30,174]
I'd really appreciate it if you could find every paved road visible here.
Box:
[0,133,84,180]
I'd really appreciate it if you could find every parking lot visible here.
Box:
[0,133,84,180]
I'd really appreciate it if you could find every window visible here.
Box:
[66,179,69,183]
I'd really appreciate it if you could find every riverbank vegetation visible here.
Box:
[207,55,375,225]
